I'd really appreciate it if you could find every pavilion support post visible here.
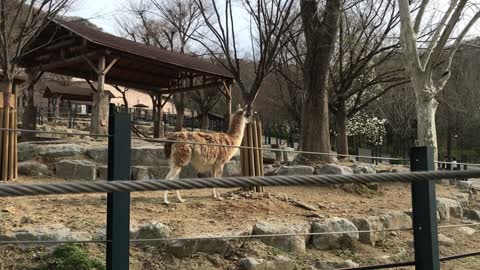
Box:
[90,55,117,136]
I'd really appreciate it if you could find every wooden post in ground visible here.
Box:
[240,116,264,192]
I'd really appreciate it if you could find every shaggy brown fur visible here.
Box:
[163,106,249,204]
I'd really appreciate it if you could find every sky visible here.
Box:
[67,0,480,42]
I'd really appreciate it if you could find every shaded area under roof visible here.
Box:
[19,19,233,94]
[43,84,114,103]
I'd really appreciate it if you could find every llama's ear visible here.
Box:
[242,105,248,112]
[237,104,242,111]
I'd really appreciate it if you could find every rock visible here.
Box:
[131,146,168,166]
[352,216,385,246]
[179,164,198,178]
[86,147,108,163]
[55,160,96,180]
[353,164,376,174]
[438,234,455,247]
[18,142,86,161]
[96,165,108,180]
[311,218,359,250]
[457,227,476,235]
[464,209,480,221]
[252,221,309,253]
[131,166,151,180]
[277,165,315,176]
[316,164,353,175]
[380,211,412,230]
[454,193,471,208]
[223,161,241,177]
[436,198,463,221]
[18,161,48,177]
[149,166,171,179]
[456,181,473,192]
[264,165,277,175]
[167,238,232,258]
[314,260,359,269]
[131,222,171,246]
[240,256,295,270]
[14,224,92,245]
[282,147,297,162]
[263,150,277,164]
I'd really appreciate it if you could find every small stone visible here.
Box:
[240,256,295,270]
[277,165,315,176]
[55,160,96,181]
[18,161,49,177]
[316,164,353,175]
[167,238,232,258]
[252,221,309,253]
[464,209,480,221]
[1,206,16,213]
[353,164,376,174]
[314,260,359,269]
[352,216,385,246]
[438,234,455,247]
[457,227,476,235]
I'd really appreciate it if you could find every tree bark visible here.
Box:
[336,102,348,157]
[21,84,36,141]
[200,113,209,130]
[299,0,341,163]
[153,102,164,138]
[174,93,185,131]
[90,56,109,135]
[414,89,439,158]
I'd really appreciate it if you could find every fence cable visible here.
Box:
[0,128,109,138]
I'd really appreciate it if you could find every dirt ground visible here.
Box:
[1,176,480,269]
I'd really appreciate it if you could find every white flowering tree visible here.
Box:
[346,112,388,147]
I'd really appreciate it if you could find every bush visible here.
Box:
[37,244,105,270]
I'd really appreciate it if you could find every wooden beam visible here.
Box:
[157,81,225,95]
[30,51,101,72]
[85,79,97,92]
[103,58,119,75]
[160,93,173,108]
[82,55,99,74]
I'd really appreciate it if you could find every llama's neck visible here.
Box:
[227,118,246,145]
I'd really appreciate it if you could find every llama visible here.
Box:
[163,105,249,204]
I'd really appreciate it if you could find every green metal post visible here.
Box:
[107,103,131,270]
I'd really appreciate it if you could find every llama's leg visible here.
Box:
[166,143,192,204]
[163,166,182,205]
[212,165,224,200]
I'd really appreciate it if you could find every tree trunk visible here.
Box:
[90,56,109,135]
[200,113,209,130]
[414,90,439,160]
[153,103,164,138]
[174,93,185,131]
[21,83,36,141]
[299,0,341,163]
[336,103,348,157]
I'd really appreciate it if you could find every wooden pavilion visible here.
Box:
[19,19,234,135]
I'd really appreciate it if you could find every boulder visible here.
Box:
[179,164,198,178]
[149,166,171,179]
[223,161,241,177]
[352,216,385,246]
[282,147,297,162]
[437,198,463,221]
[55,160,96,180]
[263,150,277,164]
[167,237,232,258]
[240,256,295,270]
[87,147,108,163]
[311,218,359,250]
[457,227,476,235]
[353,164,376,174]
[14,224,92,245]
[131,222,171,246]
[314,260,359,269]
[131,166,151,180]
[454,193,472,208]
[456,181,473,192]
[18,142,86,161]
[277,165,315,176]
[96,165,108,180]
[380,211,412,230]
[252,221,309,253]
[131,146,168,166]
[464,209,480,221]
[18,161,49,177]
[316,164,353,175]
[438,234,455,247]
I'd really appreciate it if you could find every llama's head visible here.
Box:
[228,104,250,137]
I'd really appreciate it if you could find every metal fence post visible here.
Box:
[410,147,439,270]
[107,103,131,270]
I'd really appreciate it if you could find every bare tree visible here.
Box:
[188,86,221,129]
[299,0,341,162]
[398,0,480,159]
[193,0,298,111]
[329,0,409,156]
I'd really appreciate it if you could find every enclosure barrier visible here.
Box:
[2,107,480,270]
